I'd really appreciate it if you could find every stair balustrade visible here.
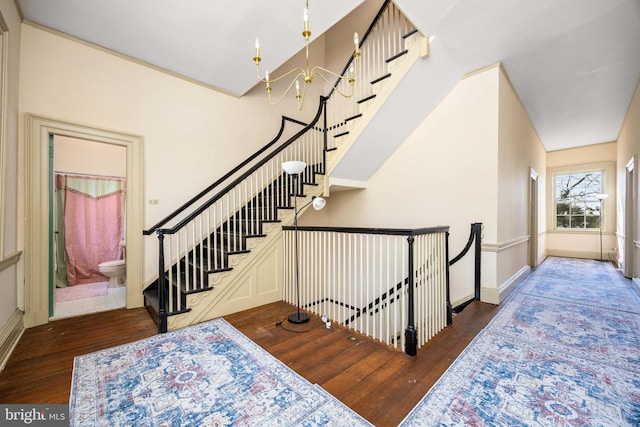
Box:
[283,226,451,356]
[142,0,420,333]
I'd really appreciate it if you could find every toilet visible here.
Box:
[98,241,126,287]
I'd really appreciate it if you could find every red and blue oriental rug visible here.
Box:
[70,318,371,426]
[400,257,640,426]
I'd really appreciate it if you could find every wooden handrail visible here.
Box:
[143,115,308,235]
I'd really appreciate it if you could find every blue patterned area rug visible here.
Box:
[400,257,640,426]
[70,318,371,426]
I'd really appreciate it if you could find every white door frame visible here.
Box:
[625,156,637,278]
[24,114,144,327]
[529,168,539,268]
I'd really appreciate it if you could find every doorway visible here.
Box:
[24,115,144,328]
[624,157,637,278]
[529,168,539,268]
[50,135,128,319]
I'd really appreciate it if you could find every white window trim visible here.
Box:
[547,161,615,234]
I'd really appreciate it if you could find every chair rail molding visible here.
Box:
[0,251,21,272]
[482,235,530,253]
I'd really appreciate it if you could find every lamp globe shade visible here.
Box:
[282,161,306,175]
[312,196,326,210]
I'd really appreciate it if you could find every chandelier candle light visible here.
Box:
[253,0,361,110]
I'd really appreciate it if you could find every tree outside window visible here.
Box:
[555,172,602,229]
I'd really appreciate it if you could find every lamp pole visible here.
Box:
[289,172,309,324]
[595,194,608,261]
[281,161,326,324]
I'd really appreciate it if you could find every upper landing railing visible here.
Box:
[283,225,451,356]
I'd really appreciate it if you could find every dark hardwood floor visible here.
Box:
[226,301,499,426]
[0,300,499,426]
[0,308,158,404]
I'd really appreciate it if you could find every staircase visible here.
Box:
[143,0,429,332]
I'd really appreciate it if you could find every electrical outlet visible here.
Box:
[149,199,159,205]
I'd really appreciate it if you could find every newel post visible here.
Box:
[405,235,417,356]
[445,231,453,325]
[157,230,168,333]
[472,223,482,301]
[321,96,328,174]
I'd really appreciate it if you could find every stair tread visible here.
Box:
[371,73,392,85]
[386,49,408,63]
[357,94,377,104]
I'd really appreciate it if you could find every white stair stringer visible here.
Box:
[325,32,428,188]
[167,175,327,331]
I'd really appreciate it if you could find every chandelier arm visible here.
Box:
[297,76,308,110]
[256,66,309,85]
[325,80,355,99]
[267,73,306,105]
[311,69,356,98]
[313,70,348,87]
[310,63,358,81]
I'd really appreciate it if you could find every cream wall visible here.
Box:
[0,0,23,334]
[54,135,127,177]
[302,66,501,306]
[616,82,640,282]
[546,142,617,260]
[305,65,546,306]
[493,66,546,302]
[17,24,286,297]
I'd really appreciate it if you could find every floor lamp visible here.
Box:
[595,193,608,261]
[282,160,326,324]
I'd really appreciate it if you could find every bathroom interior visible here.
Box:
[52,135,127,319]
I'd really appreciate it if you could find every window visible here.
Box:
[554,171,602,229]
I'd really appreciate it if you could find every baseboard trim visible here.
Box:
[451,292,475,309]
[482,265,531,305]
[536,253,548,267]
[546,249,601,261]
[0,309,25,372]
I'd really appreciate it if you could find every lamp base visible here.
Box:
[288,312,310,324]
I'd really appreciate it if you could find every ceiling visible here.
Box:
[16,0,640,152]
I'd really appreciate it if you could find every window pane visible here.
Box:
[570,215,585,228]
[557,216,569,228]
[585,201,599,215]
[557,202,570,215]
[555,171,602,230]
[586,215,600,228]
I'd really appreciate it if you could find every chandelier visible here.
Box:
[253,0,361,110]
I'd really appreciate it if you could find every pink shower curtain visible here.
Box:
[56,174,126,286]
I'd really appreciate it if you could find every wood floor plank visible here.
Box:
[0,299,499,426]
[226,300,500,426]
[0,308,157,404]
